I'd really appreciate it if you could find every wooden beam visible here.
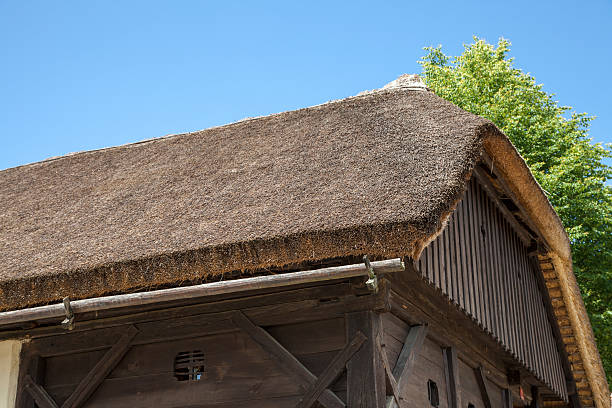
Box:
[503,388,513,408]
[231,311,345,408]
[384,324,428,408]
[474,365,493,408]
[393,324,428,385]
[23,375,58,408]
[61,325,138,408]
[0,258,404,328]
[2,282,386,343]
[346,311,386,408]
[443,347,460,408]
[378,338,402,408]
[296,331,366,408]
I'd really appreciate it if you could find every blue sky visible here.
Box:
[1,0,610,170]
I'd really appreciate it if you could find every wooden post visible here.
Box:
[443,347,460,408]
[346,311,386,407]
[502,389,513,408]
[529,386,540,408]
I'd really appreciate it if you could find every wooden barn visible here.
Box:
[0,75,608,408]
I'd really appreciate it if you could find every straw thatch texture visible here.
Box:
[0,86,489,311]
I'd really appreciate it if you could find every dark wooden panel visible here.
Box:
[417,177,567,401]
[345,311,385,407]
[42,317,350,408]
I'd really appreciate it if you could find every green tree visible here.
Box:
[419,38,612,388]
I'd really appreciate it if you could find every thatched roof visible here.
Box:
[0,75,607,408]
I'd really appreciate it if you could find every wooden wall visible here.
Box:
[417,177,567,401]
[38,317,347,407]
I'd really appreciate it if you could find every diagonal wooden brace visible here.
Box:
[386,324,428,408]
[378,338,403,408]
[23,375,59,408]
[295,331,366,408]
[231,311,345,408]
[475,365,493,408]
[61,325,138,408]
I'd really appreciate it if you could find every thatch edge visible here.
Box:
[0,220,437,313]
[483,130,609,408]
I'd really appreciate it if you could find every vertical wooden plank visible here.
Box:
[503,388,513,408]
[452,206,465,309]
[471,183,491,333]
[499,216,511,353]
[481,183,494,336]
[524,247,538,376]
[529,385,540,408]
[442,220,453,299]
[488,189,503,344]
[518,236,534,372]
[438,230,447,296]
[498,214,512,354]
[512,233,528,367]
[533,260,556,393]
[506,222,526,364]
[474,179,492,338]
[467,181,483,326]
[462,187,476,320]
[476,182,488,330]
[346,311,386,408]
[457,200,469,316]
[418,249,424,278]
[449,213,460,304]
[527,259,543,381]
[510,229,523,362]
[432,236,439,287]
[443,347,460,408]
[446,218,459,304]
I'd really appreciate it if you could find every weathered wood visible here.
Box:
[0,258,404,328]
[378,338,402,408]
[384,324,428,408]
[443,347,460,408]
[23,375,59,408]
[232,311,345,408]
[296,331,366,408]
[415,175,568,401]
[503,388,513,408]
[472,168,532,245]
[45,324,349,407]
[61,325,138,408]
[387,280,512,392]
[530,386,540,408]
[31,288,384,358]
[16,345,45,408]
[474,366,493,408]
[393,324,428,382]
[2,280,388,343]
[346,311,386,408]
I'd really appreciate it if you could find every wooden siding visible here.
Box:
[417,178,568,401]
